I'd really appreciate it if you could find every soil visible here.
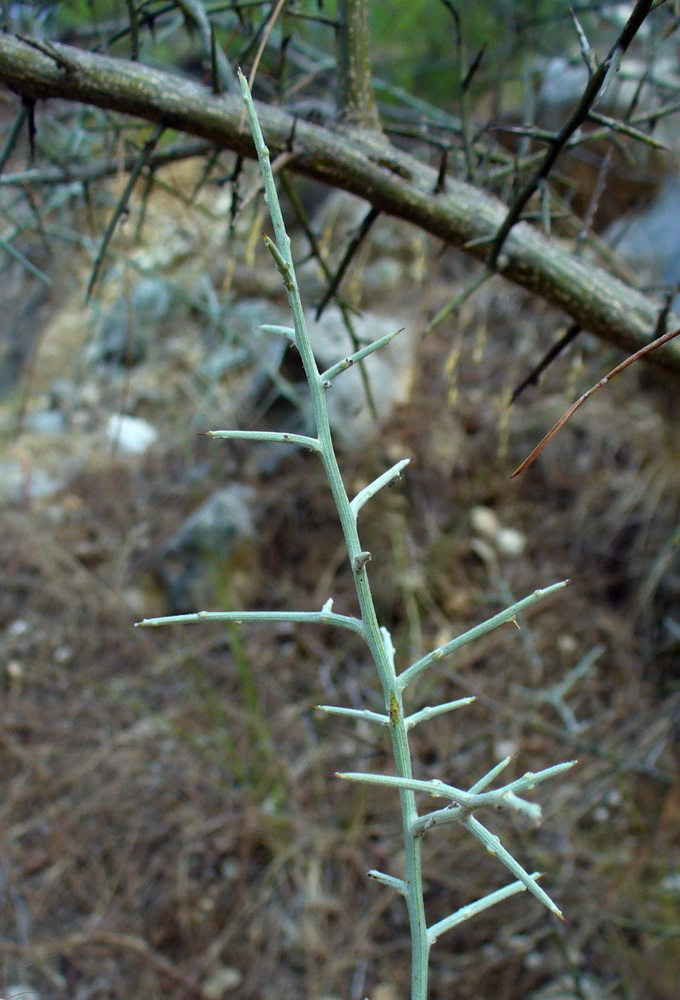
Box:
[1,160,680,1000]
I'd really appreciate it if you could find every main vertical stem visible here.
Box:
[238,71,428,999]
[317,447,430,1000]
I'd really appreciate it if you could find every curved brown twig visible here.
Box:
[511,326,680,478]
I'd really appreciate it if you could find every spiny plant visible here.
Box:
[137,72,574,1000]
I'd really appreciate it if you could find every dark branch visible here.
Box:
[0,32,679,372]
[489,0,655,268]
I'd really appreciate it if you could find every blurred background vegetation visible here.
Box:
[2,3,680,1000]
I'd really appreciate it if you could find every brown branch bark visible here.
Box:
[1,32,679,372]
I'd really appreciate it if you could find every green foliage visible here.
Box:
[369,0,573,106]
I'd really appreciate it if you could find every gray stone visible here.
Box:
[539,55,679,132]
[0,460,67,502]
[165,485,256,557]
[96,277,172,366]
[605,175,680,296]
[306,308,414,451]
[23,408,66,435]
[2,984,41,1000]
[201,298,290,382]
[105,413,158,455]
[202,298,414,455]
[158,485,257,613]
[298,190,425,300]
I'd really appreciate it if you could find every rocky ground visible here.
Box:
[1,158,680,1000]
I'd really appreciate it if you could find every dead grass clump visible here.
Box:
[2,227,680,999]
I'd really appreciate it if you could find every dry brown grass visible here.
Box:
[2,180,680,1000]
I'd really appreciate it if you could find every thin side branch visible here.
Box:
[351,459,410,516]
[319,327,404,385]
[86,123,164,300]
[206,429,321,452]
[399,581,569,690]
[316,705,389,726]
[136,607,364,633]
[427,877,538,945]
[405,698,476,731]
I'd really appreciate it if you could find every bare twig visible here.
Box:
[86,123,165,301]
[314,204,379,321]
[489,0,655,269]
[512,325,680,477]
[511,324,582,402]
[0,139,213,187]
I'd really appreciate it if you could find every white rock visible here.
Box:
[538,57,588,109]
[495,526,526,558]
[372,986,399,1000]
[495,738,518,760]
[0,460,66,502]
[470,505,501,539]
[471,507,525,558]
[7,619,30,637]
[3,985,41,1000]
[200,967,242,999]
[662,872,680,893]
[106,413,158,455]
